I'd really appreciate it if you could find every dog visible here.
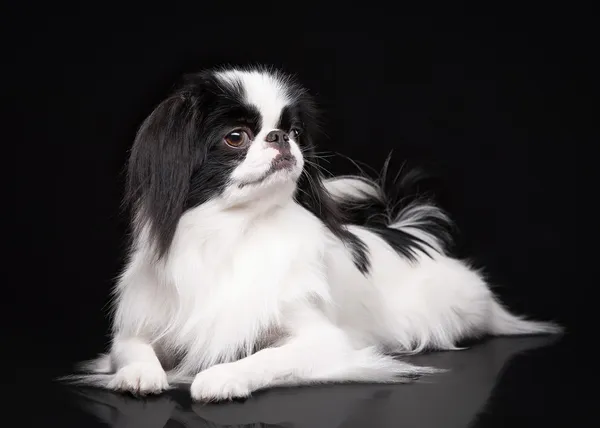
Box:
[64,66,561,401]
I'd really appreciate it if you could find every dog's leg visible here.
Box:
[107,336,169,395]
[190,306,435,402]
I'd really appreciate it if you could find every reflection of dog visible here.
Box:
[73,336,559,428]
[65,66,561,401]
[73,388,285,428]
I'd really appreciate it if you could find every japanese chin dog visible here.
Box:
[64,66,561,401]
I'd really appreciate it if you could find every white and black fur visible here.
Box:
[63,66,562,402]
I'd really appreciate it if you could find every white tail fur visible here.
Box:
[388,202,452,255]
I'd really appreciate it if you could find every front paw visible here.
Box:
[108,363,169,396]
[191,364,251,402]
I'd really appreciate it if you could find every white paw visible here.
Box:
[190,364,252,402]
[108,363,169,396]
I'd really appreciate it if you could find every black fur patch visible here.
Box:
[333,166,454,264]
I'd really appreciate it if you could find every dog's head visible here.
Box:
[126,66,346,259]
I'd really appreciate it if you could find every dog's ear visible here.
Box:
[125,94,201,259]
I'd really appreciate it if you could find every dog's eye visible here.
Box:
[224,129,251,148]
[289,128,302,139]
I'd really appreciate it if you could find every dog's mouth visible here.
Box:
[271,153,296,171]
[238,154,297,188]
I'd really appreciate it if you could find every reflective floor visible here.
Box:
[10,335,584,427]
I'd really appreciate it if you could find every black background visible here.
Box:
[5,11,589,375]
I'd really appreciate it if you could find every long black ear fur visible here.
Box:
[124,95,201,260]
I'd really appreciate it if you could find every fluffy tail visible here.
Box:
[324,156,454,257]
[489,299,563,336]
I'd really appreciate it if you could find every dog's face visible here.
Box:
[193,68,309,205]
[126,67,331,257]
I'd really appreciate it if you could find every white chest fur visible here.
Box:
[125,201,331,374]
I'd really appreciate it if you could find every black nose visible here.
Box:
[265,130,290,148]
